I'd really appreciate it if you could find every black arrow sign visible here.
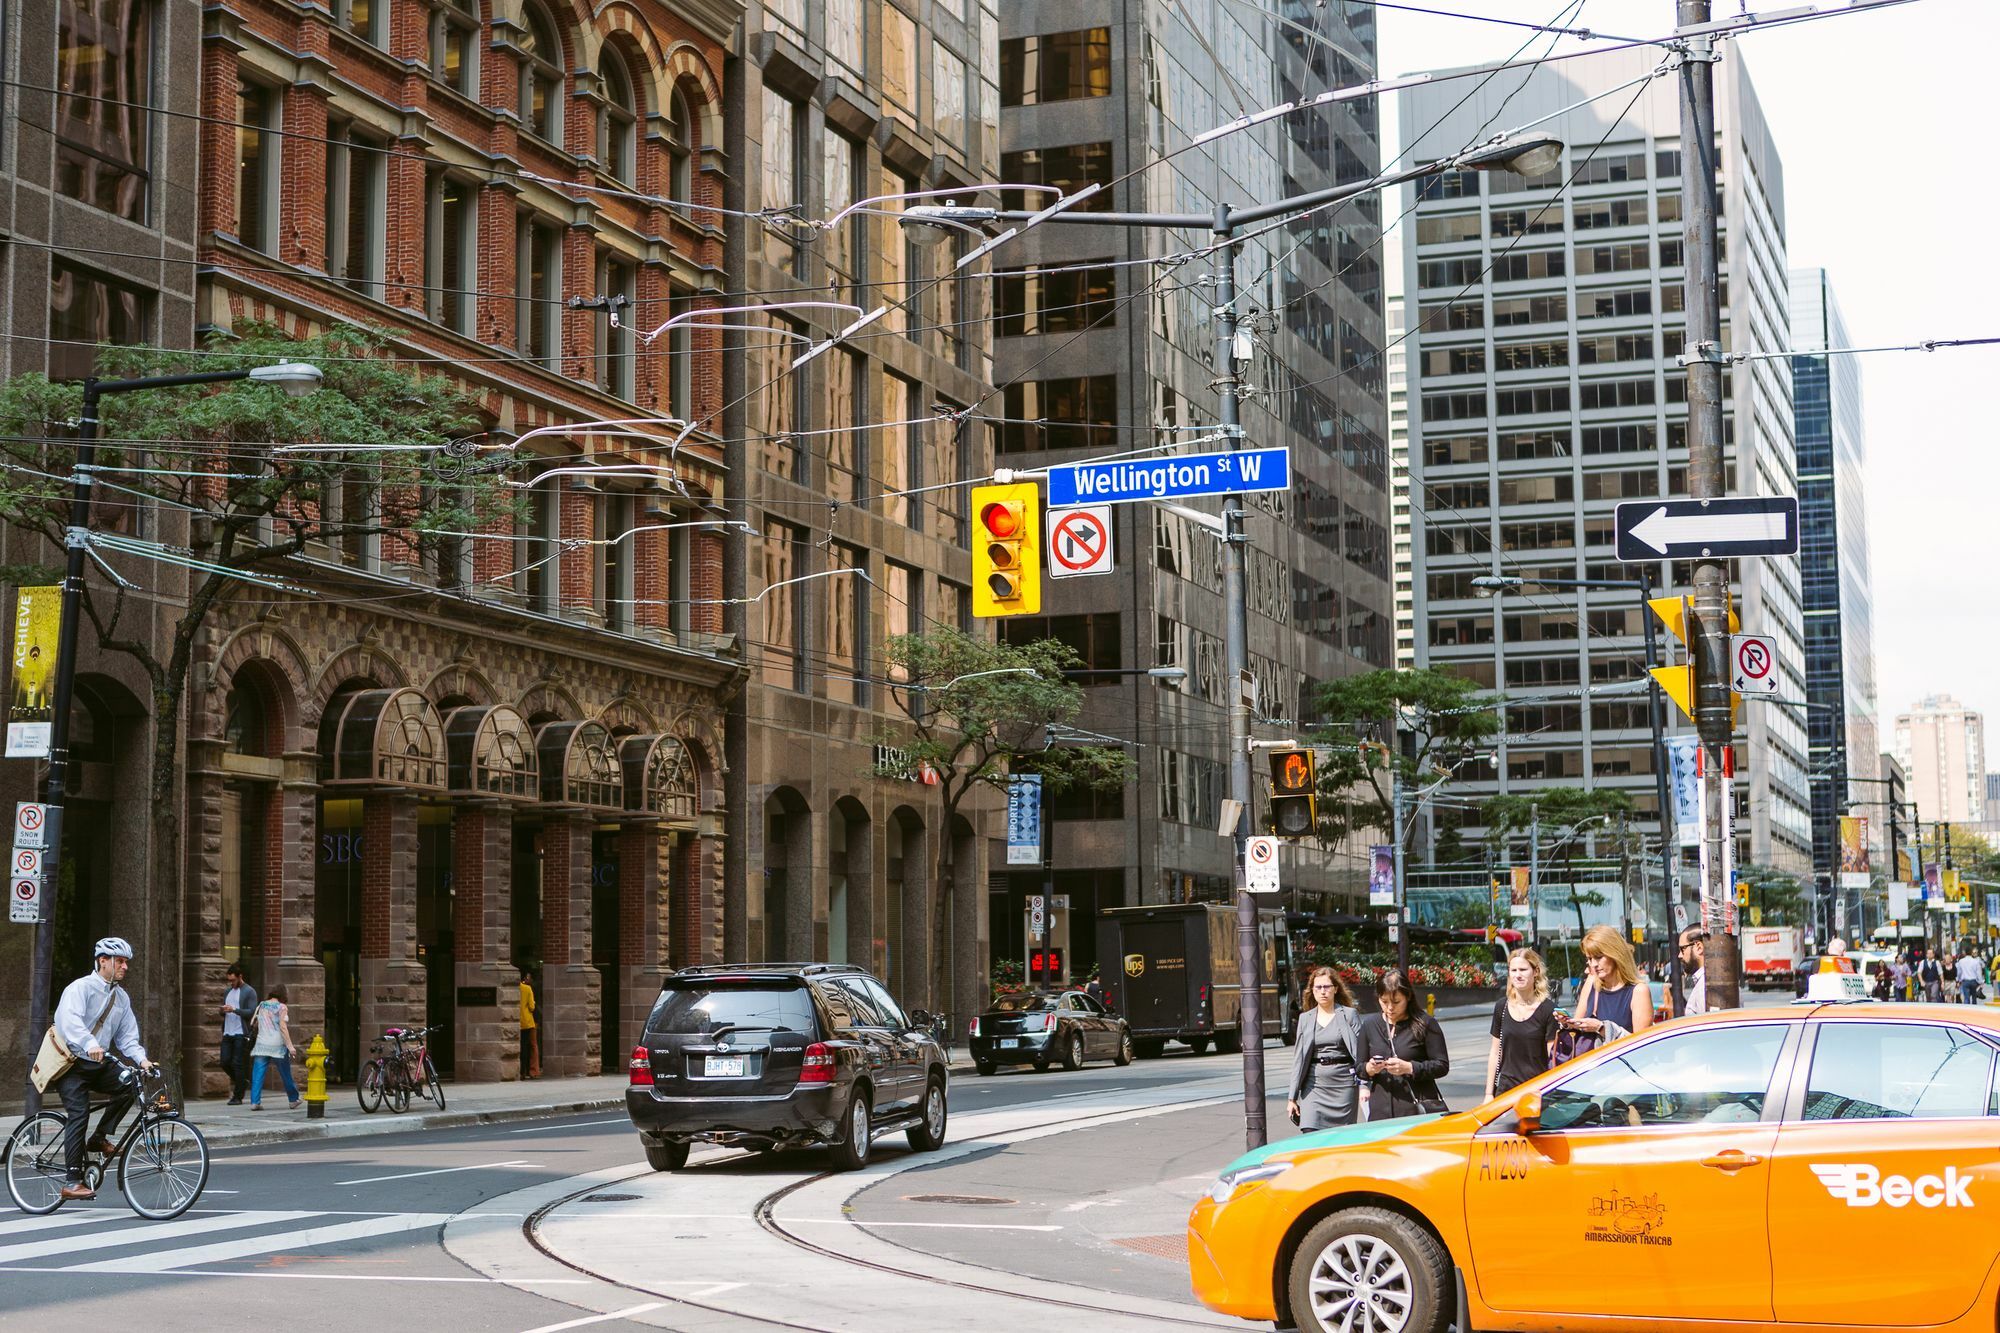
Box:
[1614,496,1799,561]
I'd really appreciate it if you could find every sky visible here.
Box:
[1374,0,2000,756]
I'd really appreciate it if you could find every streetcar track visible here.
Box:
[517,1086,1240,1332]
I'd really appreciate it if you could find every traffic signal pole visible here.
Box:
[1677,0,1739,1012]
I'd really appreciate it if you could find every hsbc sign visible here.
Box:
[1811,1163,1974,1209]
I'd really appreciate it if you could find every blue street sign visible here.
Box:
[1006,774,1042,866]
[1047,447,1291,507]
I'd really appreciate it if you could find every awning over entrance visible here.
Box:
[619,734,698,825]
[443,705,540,801]
[321,688,447,791]
[534,719,623,812]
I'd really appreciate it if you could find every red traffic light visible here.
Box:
[981,502,1021,538]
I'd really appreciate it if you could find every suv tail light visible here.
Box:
[628,1045,654,1087]
[799,1042,835,1085]
[968,1016,981,1037]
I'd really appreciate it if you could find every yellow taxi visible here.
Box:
[1189,1003,2000,1333]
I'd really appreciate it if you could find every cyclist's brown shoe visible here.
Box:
[60,1182,95,1201]
[87,1136,118,1157]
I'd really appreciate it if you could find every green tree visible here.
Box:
[1483,787,1636,940]
[1736,862,1808,926]
[1306,668,1500,860]
[0,324,510,1034]
[875,627,1133,1011]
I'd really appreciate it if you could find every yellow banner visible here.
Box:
[1944,868,1968,904]
[1509,865,1531,917]
[1838,815,1869,887]
[6,585,61,758]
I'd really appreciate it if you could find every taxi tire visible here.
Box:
[1287,1206,1450,1333]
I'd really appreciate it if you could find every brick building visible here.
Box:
[165,0,747,1089]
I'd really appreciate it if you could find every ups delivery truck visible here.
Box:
[1095,904,1294,1057]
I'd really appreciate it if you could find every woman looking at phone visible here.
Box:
[1358,969,1449,1120]
[1561,925,1654,1055]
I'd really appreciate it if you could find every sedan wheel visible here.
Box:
[1287,1207,1450,1333]
[906,1078,948,1152]
[827,1091,873,1171]
[1061,1032,1085,1072]
[1113,1031,1134,1066]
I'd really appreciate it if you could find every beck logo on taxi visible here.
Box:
[1811,1163,1974,1208]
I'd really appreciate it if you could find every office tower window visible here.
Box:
[827,544,867,705]
[426,173,476,333]
[599,57,637,182]
[1000,376,1117,453]
[516,215,562,364]
[761,88,803,269]
[879,372,911,525]
[48,261,147,383]
[823,130,861,302]
[995,262,1117,336]
[325,122,386,299]
[826,349,863,503]
[236,82,280,253]
[597,257,636,399]
[518,2,564,142]
[431,0,479,95]
[884,562,917,681]
[882,6,919,126]
[56,0,151,222]
[933,40,967,152]
[1001,143,1114,213]
[754,317,804,480]
[827,0,862,75]
[1000,28,1111,106]
[760,522,807,691]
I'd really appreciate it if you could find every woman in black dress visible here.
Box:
[1485,947,1558,1101]
[1358,969,1450,1120]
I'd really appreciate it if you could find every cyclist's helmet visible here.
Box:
[94,936,134,960]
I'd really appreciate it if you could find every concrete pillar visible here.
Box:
[452,802,520,1082]
[539,812,599,1077]
[358,791,425,1044]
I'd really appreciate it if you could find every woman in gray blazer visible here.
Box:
[1286,965,1363,1130]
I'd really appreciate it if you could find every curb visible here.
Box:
[201,1057,987,1150]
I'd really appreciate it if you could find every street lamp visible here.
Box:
[1471,572,1683,1001]
[902,135,1566,1151]
[22,361,324,1111]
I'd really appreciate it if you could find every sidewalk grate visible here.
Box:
[1110,1234,1187,1261]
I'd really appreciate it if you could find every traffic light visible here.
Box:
[1735,876,1750,908]
[970,483,1041,617]
[1267,748,1317,838]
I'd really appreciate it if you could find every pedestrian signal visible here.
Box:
[971,483,1041,617]
[1028,948,1064,981]
[1267,748,1317,838]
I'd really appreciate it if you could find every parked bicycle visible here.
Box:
[6,1056,209,1219]
[357,1024,446,1114]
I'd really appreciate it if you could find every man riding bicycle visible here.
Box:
[53,937,154,1200]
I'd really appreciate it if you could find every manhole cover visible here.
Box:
[1111,1234,1188,1261]
[583,1193,641,1202]
[901,1193,1016,1206]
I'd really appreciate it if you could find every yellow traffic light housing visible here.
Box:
[971,483,1041,617]
[1647,591,1742,725]
[1268,748,1317,838]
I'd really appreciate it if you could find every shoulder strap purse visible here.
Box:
[30,991,120,1093]
[1550,979,1600,1067]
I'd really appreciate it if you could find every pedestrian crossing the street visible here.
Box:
[0,1207,455,1276]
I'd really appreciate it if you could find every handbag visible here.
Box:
[30,991,119,1093]
[1550,981,1600,1068]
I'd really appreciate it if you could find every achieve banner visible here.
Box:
[6,586,61,758]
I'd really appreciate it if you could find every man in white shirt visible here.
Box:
[1955,950,1985,1005]
[219,963,257,1105]
[53,936,152,1199]
[1677,927,1709,1016]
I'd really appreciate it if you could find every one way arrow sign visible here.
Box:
[1614,496,1799,561]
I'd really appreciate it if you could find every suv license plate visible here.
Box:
[706,1056,746,1077]
[998,1038,1019,1049]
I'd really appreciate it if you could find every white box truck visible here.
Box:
[1741,926,1806,990]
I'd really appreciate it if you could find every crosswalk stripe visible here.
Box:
[0,1212,107,1238]
[69,1212,455,1273]
[0,1210,318,1264]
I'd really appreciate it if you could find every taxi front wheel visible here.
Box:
[1286,1206,1450,1333]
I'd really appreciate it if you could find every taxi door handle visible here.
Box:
[1700,1151,1764,1172]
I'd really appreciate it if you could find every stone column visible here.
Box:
[539,811,599,1078]
[358,790,425,1044]
[452,801,519,1082]
[617,822,668,1057]
[270,755,325,1047]
[179,750,228,1098]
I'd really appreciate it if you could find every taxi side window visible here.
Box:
[1802,1023,1994,1121]
[1539,1025,1789,1132]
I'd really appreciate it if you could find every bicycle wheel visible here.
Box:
[356,1060,385,1114]
[119,1119,208,1220]
[5,1112,71,1215]
[422,1057,445,1110]
[386,1069,411,1114]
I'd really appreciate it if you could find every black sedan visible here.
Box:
[967,989,1133,1074]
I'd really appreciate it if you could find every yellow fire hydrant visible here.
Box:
[304,1034,329,1120]
[1425,992,1437,1016]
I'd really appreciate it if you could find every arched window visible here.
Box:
[665,87,693,208]
[431,0,479,96]
[598,57,636,183]
[223,683,269,757]
[517,3,563,143]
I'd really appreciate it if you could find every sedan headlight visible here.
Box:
[1206,1161,1290,1205]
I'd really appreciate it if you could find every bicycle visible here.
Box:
[356,1024,446,1114]
[6,1056,209,1219]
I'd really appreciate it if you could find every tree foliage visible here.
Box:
[1483,786,1637,939]
[1306,668,1501,856]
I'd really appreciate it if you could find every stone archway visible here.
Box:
[761,787,812,963]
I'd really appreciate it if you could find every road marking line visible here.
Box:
[0,1213,105,1238]
[336,1160,535,1185]
[508,1118,628,1134]
[0,1211,316,1263]
[67,1212,456,1272]
[0,1264,590,1283]
[515,1302,667,1333]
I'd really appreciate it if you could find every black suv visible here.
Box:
[625,963,949,1172]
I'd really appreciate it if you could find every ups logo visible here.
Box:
[1124,953,1145,978]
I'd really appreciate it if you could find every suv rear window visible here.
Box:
[645,983,819,1038]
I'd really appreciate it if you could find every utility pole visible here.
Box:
[1392,767,1408,976]
[1528,802,1541,957]
[1677,0,1737,1012]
